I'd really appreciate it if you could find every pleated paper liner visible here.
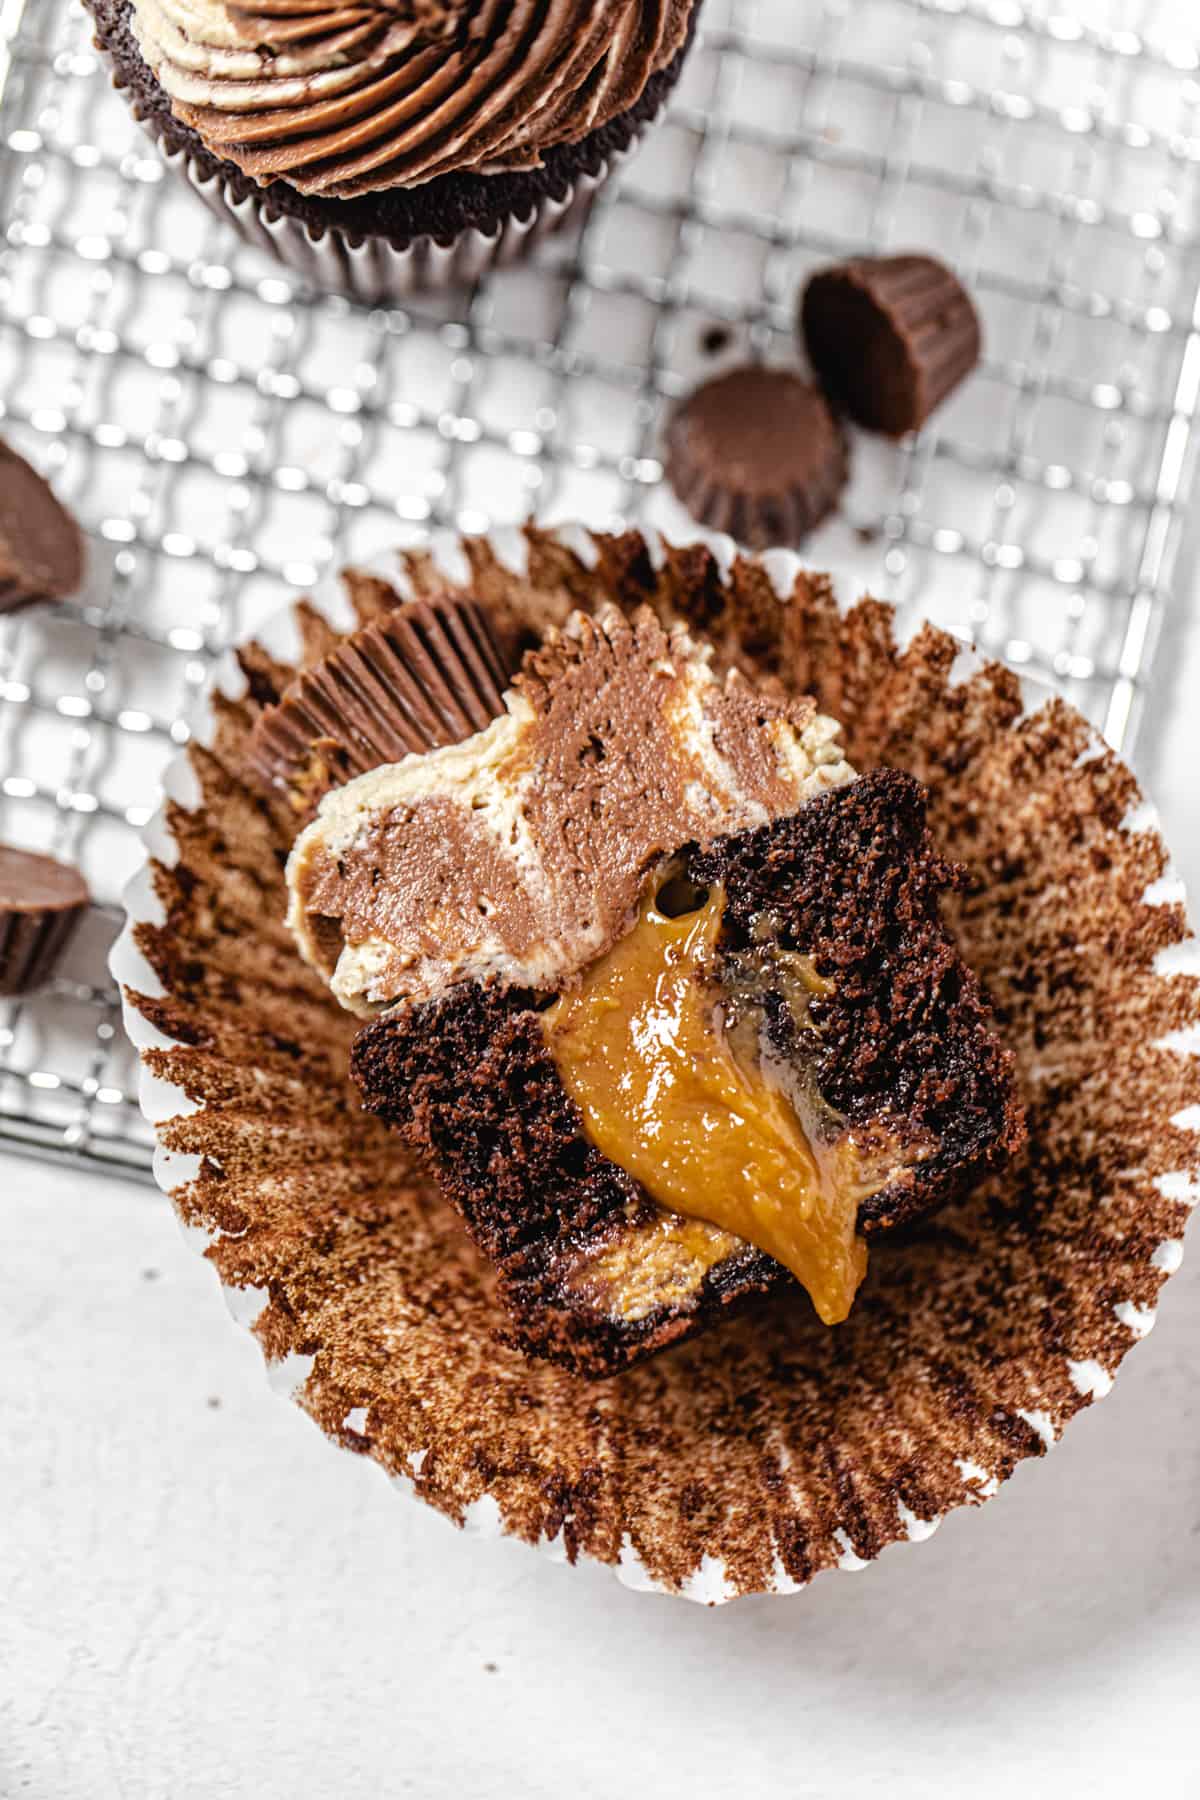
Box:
[246,593,515,817]
[111,525,1200,1603]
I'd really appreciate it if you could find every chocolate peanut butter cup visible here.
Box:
[0,845,90,995]
[247,594,515,816]
[664,366,848,549]
[0,439,84,614]
[801,254,981,437]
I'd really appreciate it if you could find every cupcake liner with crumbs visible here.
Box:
[111,525,1200,1603]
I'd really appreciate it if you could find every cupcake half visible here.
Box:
[84,1,700,299]
[113,526,1200,1602]
[290,605,1024,1375]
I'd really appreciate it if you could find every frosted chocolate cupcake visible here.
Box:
[288,605,1022,1375]
[84,1,700,299]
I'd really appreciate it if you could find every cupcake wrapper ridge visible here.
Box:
[111,524,1200,1603]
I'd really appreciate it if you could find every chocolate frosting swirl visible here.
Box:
[130,1,694,198]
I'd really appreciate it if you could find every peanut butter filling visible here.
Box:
[565,1213,745,1325]
[543,878,916,1326]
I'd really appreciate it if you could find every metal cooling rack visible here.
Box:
[1,0,1198,1177]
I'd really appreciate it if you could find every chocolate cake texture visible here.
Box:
[116,526,1200,1598]
[351,766,1024,1376]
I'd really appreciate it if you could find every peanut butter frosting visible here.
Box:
[285,604,856,1013]
[129,0,695,198]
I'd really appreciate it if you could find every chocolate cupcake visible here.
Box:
[334,605,1023,1373]
[0,439,84,615]
[83,2,701,300]
[247,593,515,817]
[801,255,981,437]
[664,366,848,548]
[0,846,90,995]
[114,527,1199,1600]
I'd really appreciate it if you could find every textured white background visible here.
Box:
[3,667,1199,1800]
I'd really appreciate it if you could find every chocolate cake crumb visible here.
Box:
[351,769,1023,1377]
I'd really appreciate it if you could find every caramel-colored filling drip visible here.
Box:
[543,883,906,1327]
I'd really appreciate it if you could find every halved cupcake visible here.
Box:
[283,603,1023,1374]
[113,527,1199,1600]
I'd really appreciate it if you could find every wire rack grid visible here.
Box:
[0,0,1198,1177]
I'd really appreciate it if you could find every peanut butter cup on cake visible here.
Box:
[84,1,702,298]
[285,602,1023,1376]
[247,593,516,819]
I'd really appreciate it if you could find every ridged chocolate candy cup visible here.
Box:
[664,367,849,549]
[0,845,89,995]
[246,594,514,816]
[801,254,982,437]
[0,439,84,615]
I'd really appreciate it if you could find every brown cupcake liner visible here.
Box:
[163,137,603,301]
[112,524,1200,1603]
[246,593,515,815]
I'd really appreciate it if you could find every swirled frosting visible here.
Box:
[129,1,694,198]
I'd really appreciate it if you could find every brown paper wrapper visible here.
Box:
[113,526,1200,1602]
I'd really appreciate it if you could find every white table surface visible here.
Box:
[4,645,1200,1800]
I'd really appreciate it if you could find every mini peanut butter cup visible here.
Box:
[0,845,90,996]
[0,439,84,614]
[247,594,514,812]
[664,366,848,549]
[801,254,981,437]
